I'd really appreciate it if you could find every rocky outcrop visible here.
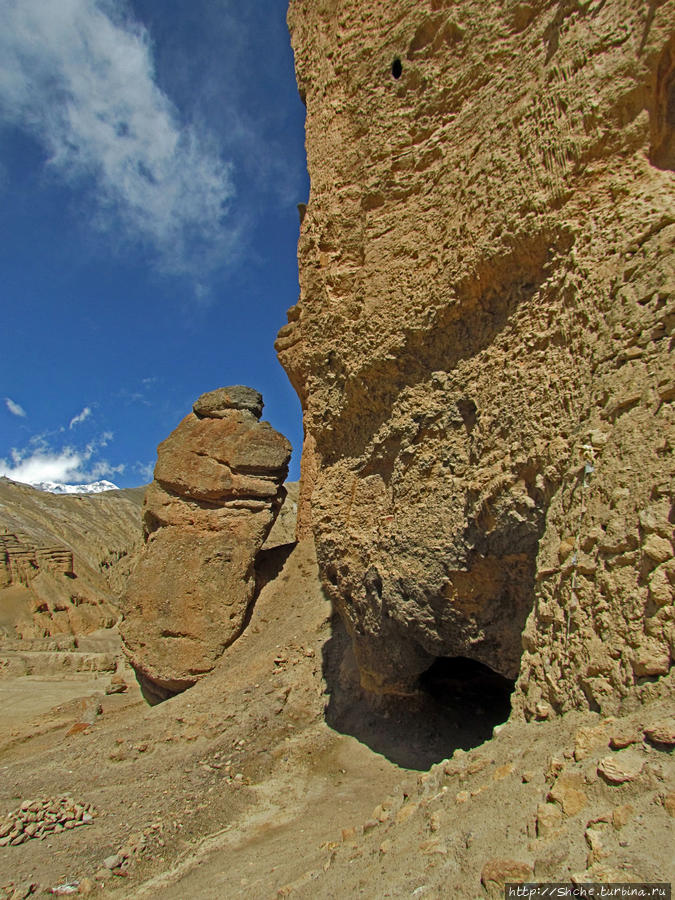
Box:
[121,387,291,697]
[279,1,674,712]
[263,481,300,550]
[1,532,74,586]
[0,479,143,640]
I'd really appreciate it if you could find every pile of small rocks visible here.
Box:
[0,797,96,846]
[94,824,162,879]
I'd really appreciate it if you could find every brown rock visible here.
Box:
[611,804,634,829]
[536,802,563,839]
[281,0,675,708]
[643,721,675,748]
[648,562,674,608]
[395,802,417,825]
[609,730,641,750]
[574,724,609,761]
[631,642,671,678]
[418,839,446,856]
[121,389,291,695]
[598,751,644,784]
[583,865,641,884]
[548,772,588,817]
[481,858,533,894]
[153,414,289,503]
[65,723,91,737]
[585,825,611,866]
[192,386,263,420]
[642,534,674,565]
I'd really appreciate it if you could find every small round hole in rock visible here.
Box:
[391,58,403,79]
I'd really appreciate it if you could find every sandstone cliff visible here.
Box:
[0,478,143,641]
[121,387,292,698]
[278,0,674,714]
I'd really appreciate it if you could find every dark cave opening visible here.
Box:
[391,58,403,79]
[322,617,517,770]
[418,655,514,725]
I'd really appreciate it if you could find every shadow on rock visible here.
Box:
[322,614,514,771]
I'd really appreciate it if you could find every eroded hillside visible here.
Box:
[0,479,143,645]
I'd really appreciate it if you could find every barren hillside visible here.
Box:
[0,479,143,646]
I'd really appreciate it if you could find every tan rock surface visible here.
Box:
[120,387,291,696]
[279,0,675,706]
[262,481,299,549]
[597,751,644,785]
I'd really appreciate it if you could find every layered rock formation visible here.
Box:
[278,1,674,713]
[0,478,143,640]
[121,387,292,697]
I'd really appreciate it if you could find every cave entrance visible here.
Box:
[419,655,514,727]
[322,617,517,769]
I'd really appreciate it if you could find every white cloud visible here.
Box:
[0,433,123,486]
[69,406,91,428]
[0,448,86,485]
[0,0,235,275]
[134,460,155,482]
[5,397,26,418]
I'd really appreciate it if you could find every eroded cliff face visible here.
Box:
[278,0,674,714]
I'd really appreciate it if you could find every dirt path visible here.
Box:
[0,675,111,728]
[131,732,405,898]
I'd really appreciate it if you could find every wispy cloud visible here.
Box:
[134,460,155,482]
[0,0,235,276]
[5,397,27,418]
[69,406,91,429]
[0,430,123,487]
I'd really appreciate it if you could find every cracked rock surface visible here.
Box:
[279,0,675,706]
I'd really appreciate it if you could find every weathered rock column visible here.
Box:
[121,387,291,698]
[279,0,674,711]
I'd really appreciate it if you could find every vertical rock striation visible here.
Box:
[279,1,674,712]
[121,387,291,698]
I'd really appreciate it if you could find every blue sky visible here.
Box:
[0,0,307,488]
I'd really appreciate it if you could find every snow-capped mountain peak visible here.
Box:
[31,479,120,495]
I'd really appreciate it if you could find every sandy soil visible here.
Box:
[1,541,673,899]
[1,675,114,729]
